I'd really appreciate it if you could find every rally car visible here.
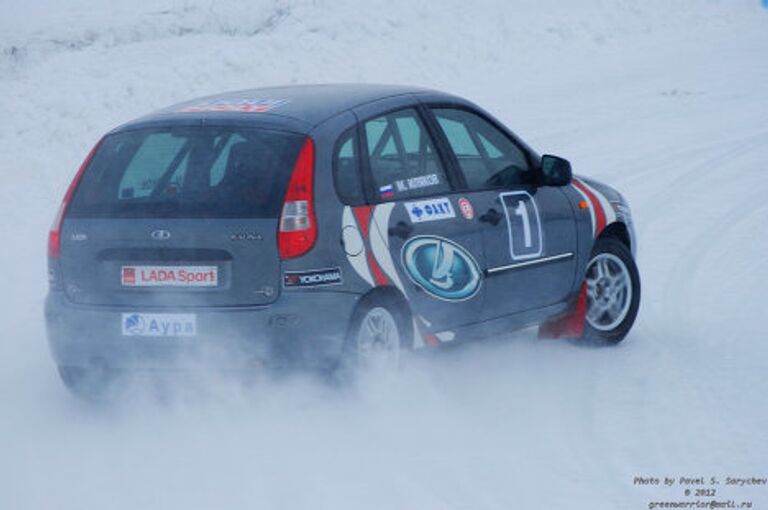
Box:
[45,84,640,394]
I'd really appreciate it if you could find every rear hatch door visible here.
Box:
[60,123,305,307]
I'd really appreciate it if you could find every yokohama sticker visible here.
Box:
[121,266,218,287]
[284,267,343,288]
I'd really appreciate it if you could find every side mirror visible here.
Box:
[540,154,572,186]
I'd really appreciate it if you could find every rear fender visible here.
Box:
[344,285,414,349]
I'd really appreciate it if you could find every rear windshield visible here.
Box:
[68,126,305,218]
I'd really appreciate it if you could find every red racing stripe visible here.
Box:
[354,205,390,286]
[353,206,373,239]
[366,251,389,285]
[573,179,606,235]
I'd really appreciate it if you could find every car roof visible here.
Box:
[116,84,461,134]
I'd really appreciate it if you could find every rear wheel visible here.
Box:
[336,294,413,379]
[582,237,640,344]
[57,364,116,400]
[355,306,402,369]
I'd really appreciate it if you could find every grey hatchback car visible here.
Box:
[46,84,640,393]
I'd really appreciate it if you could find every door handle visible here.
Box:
[479,208,504,226]
[388,221,414,239]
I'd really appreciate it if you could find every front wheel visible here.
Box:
[582,237,641,344]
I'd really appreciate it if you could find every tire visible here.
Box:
[57,364,116,401]
[336,294,413,379]
[581,237,641,344]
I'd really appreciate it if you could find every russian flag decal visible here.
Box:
[379,184,394,199]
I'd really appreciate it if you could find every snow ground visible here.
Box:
[1,1,767,508]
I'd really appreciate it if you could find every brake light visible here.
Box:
[48,138,102,258]
[278,137,316,259]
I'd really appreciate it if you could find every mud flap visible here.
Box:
[538,283,587,339]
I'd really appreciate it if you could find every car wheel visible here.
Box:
[336,295,413,380]
[57,364,116,400]
[582,237,640,344]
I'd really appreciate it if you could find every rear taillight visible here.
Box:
[48,138,102,258]
[278,137,316,259]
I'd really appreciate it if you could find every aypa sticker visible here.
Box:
[458,197,474,220]
[122,313,197,337]
[405,198,455,223]
[284,267,343,287]
[395,173,440,192]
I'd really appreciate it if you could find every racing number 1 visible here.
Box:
[514,200,532,248]
[500,191,543,260]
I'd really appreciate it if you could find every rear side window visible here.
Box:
[432,108,530,190]
[68,126,304,218]
[363,108,450,201]
[333,128,364,205]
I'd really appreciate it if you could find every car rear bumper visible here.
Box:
[45,290,359,371]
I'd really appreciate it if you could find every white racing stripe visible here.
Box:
[580,179,617,225]
[572,182,596,236]
[370,203,407,295]
[342,206,374,287]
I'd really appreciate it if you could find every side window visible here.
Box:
[333,128,365,205]
[364,108,450,201]
[432,108,529,190]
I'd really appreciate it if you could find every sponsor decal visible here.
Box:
[122,313,197,337]
[458,197,474,220]
[401,236,481,301]
[122,267,136,285]
[177,98,290,114]
[394,173,441,193]
[121,266,218,287]
[405,198,455,223]
[283,267,343,288]
[379,184,395,199]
